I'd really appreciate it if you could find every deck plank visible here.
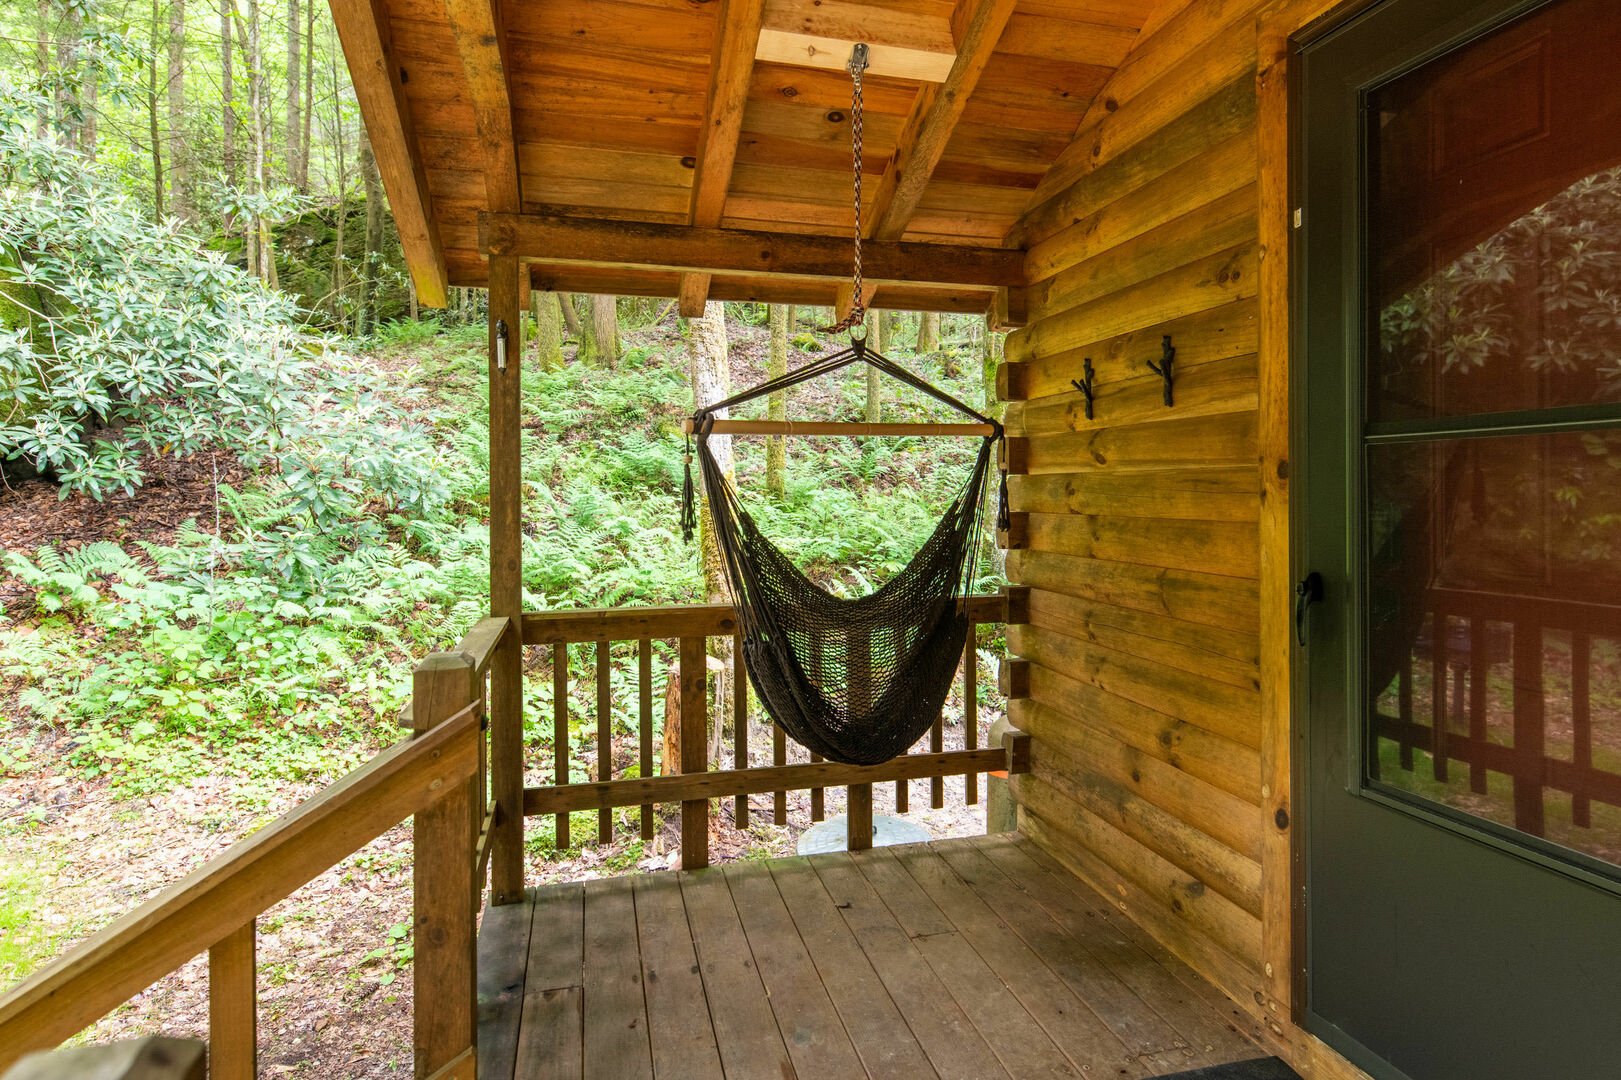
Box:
[476,894,535,1080]
[526,881,584,992]
[581,876,654,1079]
[972,835,1261,1061]
[721,861,868,1077]
[849,847,1084,1080]
[766,857,938,1079]
[809,853,1010,1080]
[677,867,798,1079]
[514,985,583,1080]
[632,874,725,1079]
[925,840,1191,1062]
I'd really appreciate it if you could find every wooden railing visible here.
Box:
[1375,588,1621,840]
[519,588,1031,869]
[0,617,516,1080]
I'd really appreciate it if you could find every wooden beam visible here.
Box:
[677,273,713,317]
[692,0,766,227]
[756,0,957,82]
[522,745,1022,816]
[835,280,879,321]
[442,0,521,213]
[681,419,996,437]
[329,0,447,307]
[682,0,767,314]
[868,0,1018,241]
[483,213,1024,287]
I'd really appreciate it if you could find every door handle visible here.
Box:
[1295,572,1324,647]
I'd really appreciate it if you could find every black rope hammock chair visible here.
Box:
[681,338,1009,766]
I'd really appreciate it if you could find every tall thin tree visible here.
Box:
[286,0,303,189]
[766,304,789,497]
[166,0,189,221]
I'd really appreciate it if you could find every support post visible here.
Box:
[487,253,525,905]
[208,922,256,1080]
[412,652,480,1079]
[679,635,709,869]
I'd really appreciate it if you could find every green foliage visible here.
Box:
[0,90,445,525]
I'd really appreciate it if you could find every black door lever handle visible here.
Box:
[1295,572,1324,647]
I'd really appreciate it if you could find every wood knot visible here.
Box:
[825,110,845,123]
[1274,807,1290,830]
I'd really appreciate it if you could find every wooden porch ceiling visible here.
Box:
[329,0,1164,313]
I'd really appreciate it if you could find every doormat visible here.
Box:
[1152,1058,1304,1080]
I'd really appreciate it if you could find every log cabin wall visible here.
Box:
[997,0,1326,1035]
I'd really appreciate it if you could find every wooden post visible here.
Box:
[733,631,748,829]
[596,640,612,844]
[846,783,873,851]
[772,720,787,825]
[207,921,256,1080]
[679,635,709,869]
[487,252,525,906]
[639,638,654,842]
[412,652,479,1079]
[553,644,570,849]
[963,629,978,806]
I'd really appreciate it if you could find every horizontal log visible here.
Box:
[522,741,1025,815]
[1007,467,1260,523]
[1024,512,1260,579]
[479,212,1025,288]
[680,419,996,437]
[1007,353,1258,438]
[522,595,1009,645]
[1008,549,1259,635]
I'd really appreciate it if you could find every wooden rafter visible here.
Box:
[680,0,767,315]
[867,0,1018,242]
[329,0,448,307]
[441,0,521,214]
[482,212,1024,287]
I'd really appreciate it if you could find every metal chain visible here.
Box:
[821,44,869,338]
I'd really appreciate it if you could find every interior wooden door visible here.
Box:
[1298,0,1621,1076]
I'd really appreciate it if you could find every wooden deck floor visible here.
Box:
[475,833,1266,1080]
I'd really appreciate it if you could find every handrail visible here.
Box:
[455,615,513,676]
[521,594,1013,645]
[0,700,481,1075]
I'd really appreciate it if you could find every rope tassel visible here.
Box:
[681,431,698,543]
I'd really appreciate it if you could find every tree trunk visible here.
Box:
[148,0,165,219]
[219,0,236,229]
[299,0,313,191]
[918,311,940,354]
[864,309,883,423]
[166,0,189,221]
[245,0,275,285]
[559,293,582,339]
[55,9,83,151]
[766,304,789,497]
[591,295,621,368]
[34,1,49,139]
[359,130,382,333]
[532,292,564,370]
[688,302,734,755]
[286,0,302,189]
[329,46,348,333]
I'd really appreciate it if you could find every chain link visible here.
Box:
[821,45,868,337]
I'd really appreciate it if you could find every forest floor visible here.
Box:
[0,315,1005,1076]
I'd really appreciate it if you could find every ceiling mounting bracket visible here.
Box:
[848,42,870,74]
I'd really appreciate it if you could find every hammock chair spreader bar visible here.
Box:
[679,419,997,437]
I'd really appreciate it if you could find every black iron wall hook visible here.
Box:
[1070,358,1096,420]
[1147,335,1175,407]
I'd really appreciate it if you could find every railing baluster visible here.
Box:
[1511,618,1546,835]
[733,631,748,830]
[208,920,256,1080]
[553,643,570,850]
[1469,616,1488,794]
[1431,608,1448,782]
[773,721,787,826]
[596,640,612,845]
[810,753,824,822]
[847,783,873,850]
[930,714,945,809]
[1573,631,1592,829]
[895,772,909,815]
[964,626,978,806]
[679,635,709,869]
[639,638,654,842]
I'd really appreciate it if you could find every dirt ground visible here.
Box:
[0,726,994,1077]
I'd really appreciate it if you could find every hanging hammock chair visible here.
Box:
[682,338,1008,766]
